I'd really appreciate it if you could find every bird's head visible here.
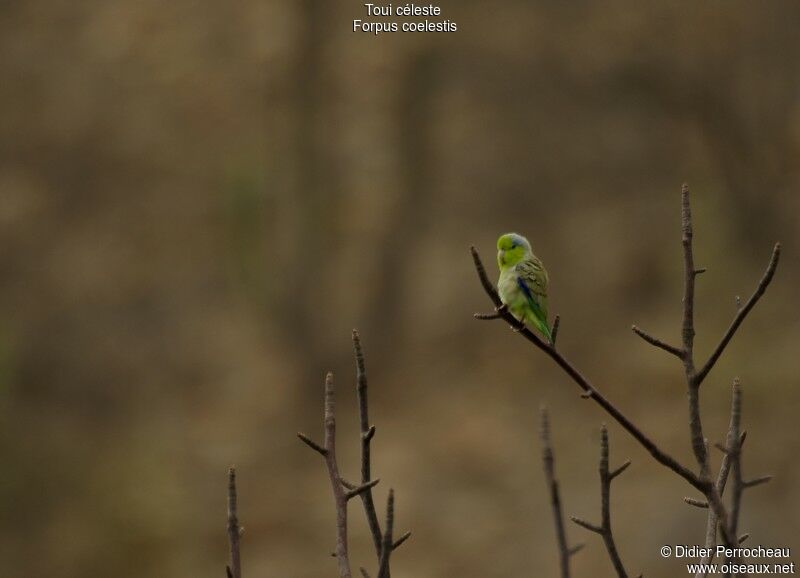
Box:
[497,233,532,269]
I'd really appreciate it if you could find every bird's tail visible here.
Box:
[531,313,553,345]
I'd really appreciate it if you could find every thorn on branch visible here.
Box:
[363,425,376,442]
[738,533,750,544]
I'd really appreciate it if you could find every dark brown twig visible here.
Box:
[631,324,683,358]
[694,242,780,387]
[352,330,384,557]
[570,425,634,578]
[540,407,582,578]
[550,315,561,347]
[299,335,409,577]
[470,245,706,494]
[376,490,395,578]
[298,373,354,578]
[227,467,242,578]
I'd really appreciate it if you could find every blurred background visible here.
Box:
[1,1,799,576]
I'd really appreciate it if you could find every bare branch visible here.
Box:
[695,242,781,386]
[610,460,632,480]
[346,479,381,501]
[540,407,580,578]
[392,532,412,551]
[376,490,395,578]
[352,330,385,557]
[551,315,561,347]
[298,373,353,578]
[474,311,503,320]
[631,324,683,358]
[227,467,242,578]
[571,426,634,578]
[684,497,709,509]
[297,432,327,456]
[743,475,773,489]
[570,516,602,534]
[470,246,706,494]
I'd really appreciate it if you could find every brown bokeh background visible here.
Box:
[1,1,799,576]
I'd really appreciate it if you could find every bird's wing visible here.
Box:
[515,259,548,297]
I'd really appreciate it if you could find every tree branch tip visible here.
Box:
[739,533,750,544]
[346,478,381,500]
[297,432,327,456]
[550,315,561,345]
[580,390,594,399]
[570,516,603,534]
[683,496,709,508]
[743,475,773,489]
[713,442,729,455]
[569,543,585,556]
[363,425,377,442]
[694,267,707,275]
[631,324,683,357]
[474,311,501,320]
[393,531,412,550]
[610,460,632,479]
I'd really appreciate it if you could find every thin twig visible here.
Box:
[227,467,242,578]
[376,490,395,578]
[298,373,353,578]
[470,246,707,494]
[695,384,748,577]
[679,184,711,482]
[540,407,581,578]
[570,426,633,578]
[694,243,781,386]
[353,330,384,557]
[631,324,683,358]
[551,315,561,347]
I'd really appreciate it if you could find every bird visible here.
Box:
[496,232,552,343]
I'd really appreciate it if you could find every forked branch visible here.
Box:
[470,246,705,494]
[570,426,637,578]
[540,407,583,578]
[297,333,409,578]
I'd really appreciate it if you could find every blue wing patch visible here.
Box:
[517,277,544,317]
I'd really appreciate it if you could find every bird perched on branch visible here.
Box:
[496,232,552,343]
